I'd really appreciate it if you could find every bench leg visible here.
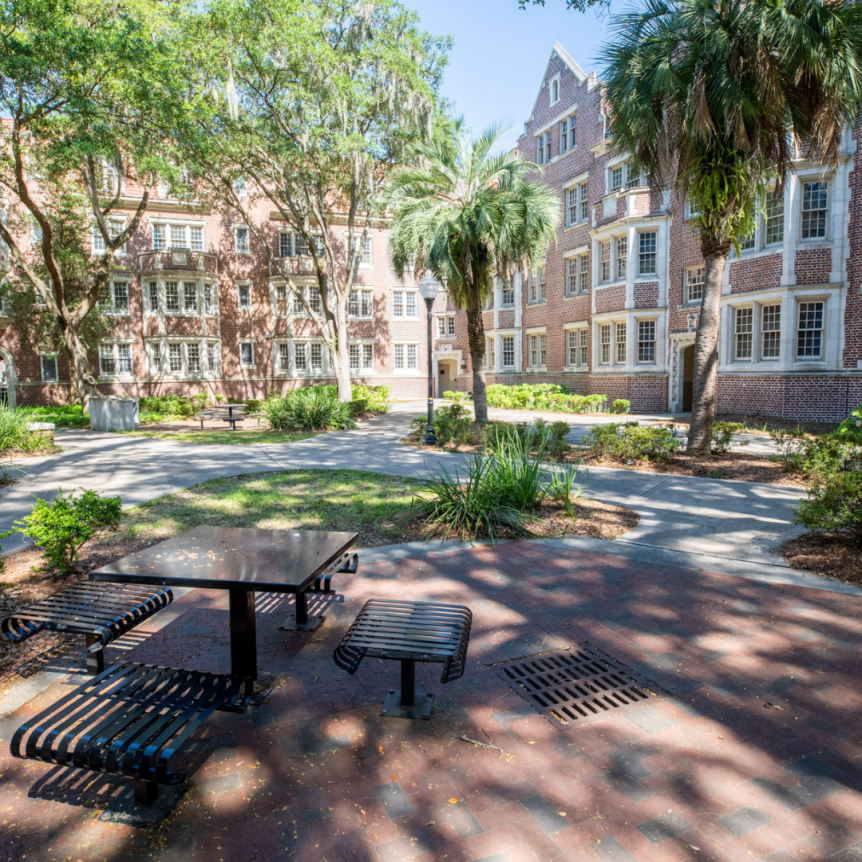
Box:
[134,778,158,805]
[381,659,434,720]
[85,633,104,676]
[401,660,415,707]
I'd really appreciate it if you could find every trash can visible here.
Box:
[89,396,139,432]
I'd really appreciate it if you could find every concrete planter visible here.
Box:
[89,397,139,432]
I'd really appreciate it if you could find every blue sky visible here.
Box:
[404,0,619,151]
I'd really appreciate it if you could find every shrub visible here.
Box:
[795,469,862,543]
[612,399,631,415]
[352,384,391,413]
[443,390,472,404]
[770,429,862,477]
[433,403,473,450]
[414,424,583,541]
[23,405,90,428]
[263,386,357,432]
[13,489,122,572]
[245,398,263,414]
[711,421,749,455]
[138,395,199,417]
[586,422,680,463]
[0,406,53,453]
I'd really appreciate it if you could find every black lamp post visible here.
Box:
[418,272,440,445]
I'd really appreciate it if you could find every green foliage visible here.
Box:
[14,489,122,572]
[263,386,357,432]
[796,470,862,543]
[387,117,561,422]
[586,422,680,463]
[612,399,631,415]
[711,421,749,455]
[771,428,862,477]
[485,383,607,414]
[23,405,88,428]
[0,406,53,454]
[433,403,473,450]
[414,424,583,541]
[138,395,199,417]
[351,385,391,414]
[443,390,472,404]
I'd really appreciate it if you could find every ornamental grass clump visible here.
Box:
[0,406,51,454]
[414,424,583,542]
[263,386,357,432]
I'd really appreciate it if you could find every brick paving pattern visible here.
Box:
[2,541,862,861]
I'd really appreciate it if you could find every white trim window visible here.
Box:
[500,278,515,307]
[348,342,375,373]
[616,235,628,281]
[393,343,419,371]
[528,333,546,369]
[486,336,495,370]
[566,180,589,228]
[348,289,373,319]
[293,339,328,375]
[550,74,560,105]
[273,283,288,317]
[359,234,373,266]
[608,160,641,194]
[153,222,203,252]
[92,219,124,254]
[615,321,627,364]
[528,268,546,304]
[599,323,612,365]
[40,354,59,383]
[183,281,198,313]
[292,284,323,316]
[437,315,456,337]
[150,339,218,378]
[235,226,250,254]
[686,266,705,303]
[796,301,824,359]
[239,340,255,369]
[599,240,612,284]
[764,190,785,246]
[99,280,130,315]
[237,282,252,312]
[637,320,656,363]
[801,181,828,240]
[99,342,133,377]
[567,328,588,368]
[638,231,657,276]
[501,335,515,369]
[279,232,324,258]
[392,289,417,319]
[560,112,576,154]
[536,130,552,166]
[276,341,291,373]
[760,304,781,360]
[734,307,754,361]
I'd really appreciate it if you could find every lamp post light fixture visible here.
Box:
[418,272,440,445]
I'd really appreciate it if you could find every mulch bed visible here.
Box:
[401,429,805,486]
[779,532,862,586]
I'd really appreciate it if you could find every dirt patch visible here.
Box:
[400,429,804,486]
[779,533,862,586]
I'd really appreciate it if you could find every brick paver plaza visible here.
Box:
[2,541,862,862]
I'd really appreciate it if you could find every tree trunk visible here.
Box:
[687,244,729,454]
[333,336,352,402]
[465,290,488,424]
[64,325,98,413]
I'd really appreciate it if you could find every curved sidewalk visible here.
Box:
[0,411,805,572]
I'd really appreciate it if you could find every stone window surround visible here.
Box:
[719,285,840,373]
[562,322,589,371]
[145,337,220,380]
[486,329,521,374]
[526,325,547,371]
[143,276,219,317]
[531,102,580,166]
[149,217,206,252]
[563,246,590,298]
[592,311,665,372]
[392,340,422,375]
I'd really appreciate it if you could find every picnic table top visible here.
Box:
[90,526,357,593]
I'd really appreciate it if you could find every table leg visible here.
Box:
[278,588,325,632]
[229,589,257,681]
[296,590,308,625]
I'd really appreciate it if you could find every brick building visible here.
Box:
[2,41,861,420]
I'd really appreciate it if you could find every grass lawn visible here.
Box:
[122,428,316,445]
[117,469,427,548]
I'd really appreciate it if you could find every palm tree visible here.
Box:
[602,0,862,453]
[387,119,560,424]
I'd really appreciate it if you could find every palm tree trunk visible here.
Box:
[465,290,488,424]
[687,244,729,454]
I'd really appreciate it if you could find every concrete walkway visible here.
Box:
[0,409,804,570]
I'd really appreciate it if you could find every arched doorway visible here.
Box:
[682,344,695,412]
[437,358,458,397]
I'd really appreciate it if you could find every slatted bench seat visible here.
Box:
[1,582,173,674]
[10,662,244,804]
[334,599,472,719]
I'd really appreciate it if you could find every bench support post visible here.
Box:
[381,660,433,720]
[134,778,158,806]
[401,660,415,707]
[85,633,104,676]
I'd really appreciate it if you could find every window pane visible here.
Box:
[310,342,322,369]
[295,342,307,370]
[406,292,416,317]
[361,290,373,318]
[207,344,217,371]
[611,166,623,190]
[148,282,159,312]
[112,282,129,312]
[616,236,627,280]
[42,356,58,382]
[169,343,182,372]
[687,267,705,302]
[349,343,360,371]
[394,344,404,369]
[600,241,611,283]
[165,282,179,311]
[99,345,115,374]
[638,231,657,275]
[735,308,753,360]
[567,259,578,296]
[236,227,249,253]
[187,343,200,373]
[153,224,165,251]
[765,191,784,245]
[638,320,656,363]
[349,291,359,317]
[363,343,374,370]
[801,182,828,239]
[309,288,322,314]
[190,226,203,252]
[797,301,824,358]
[579,329,588,366]
[761,304,781,359]
[600,324,611,364]
[241,343,254,366]
[295,234,309,257]
[502,336,515,367]
[407,344,417,369]
[170,225,186,248]
[393,292,403,317]
[279,232,292,258]
[567,330,577,365]
[579,182,589,220]
[615,321,627,364]
[184,282,197,312]
[567,187,577,226]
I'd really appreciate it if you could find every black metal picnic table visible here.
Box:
[222,403,247,430]
[90,526,358,709]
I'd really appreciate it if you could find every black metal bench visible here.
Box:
[10,662,244,804]
[1,582,173,674]
[334,599,472,719]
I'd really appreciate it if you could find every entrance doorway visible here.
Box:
[437,359,457,397]
[682,345,695,412]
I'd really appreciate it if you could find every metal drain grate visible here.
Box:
[493,644,664,727]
